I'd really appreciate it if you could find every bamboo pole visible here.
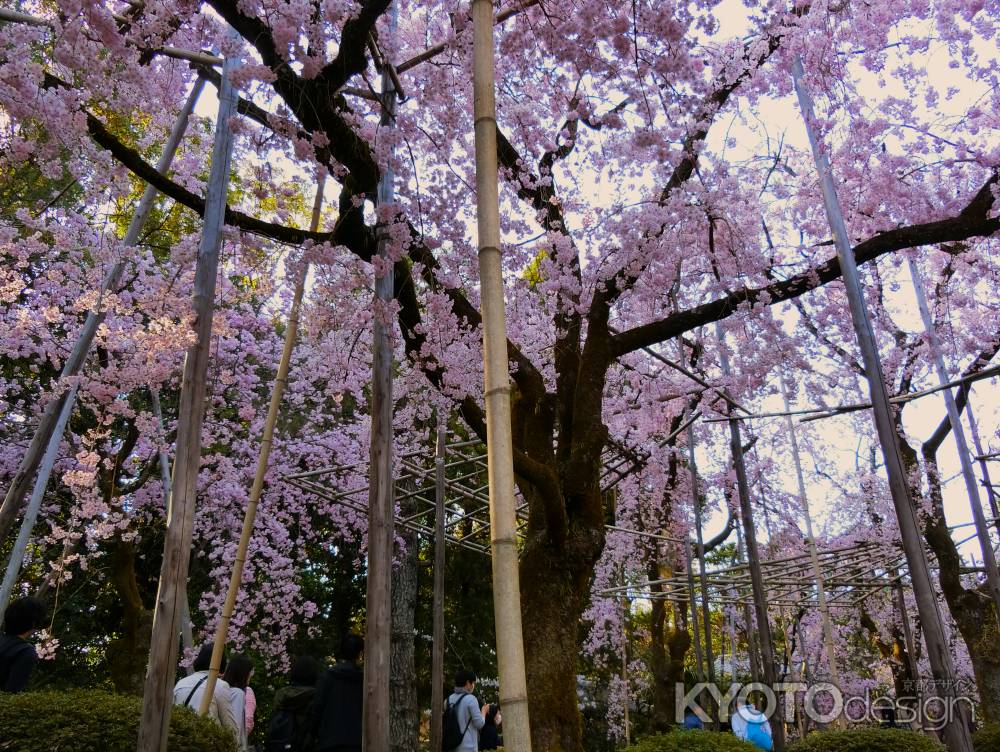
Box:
[430,416,447,752]
[149,388,194,665]
[908,258,1000,627]
[363,17,399,747]
[894,576,922,730]
[965,400,1000,537]
[684,541,706,682]
[778,376,843,713]
[198,182,325,714]
[0,385,77,612]
[136,42,238,752]
[471,0,533,747]
[0,78,206,546]
[791,57,973,752]
[734,517,762,685]
[716,325,784,750]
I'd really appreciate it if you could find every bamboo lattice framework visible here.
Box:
[285,434,653,555]
[598,539,909,609]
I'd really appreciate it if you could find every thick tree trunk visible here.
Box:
[109,539,153,695]
[859,609,918,719]
[390,494,420,752]
[649,563,691,733]
[520,529,602,752]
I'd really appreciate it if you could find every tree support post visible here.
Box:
[716,324,784,751]
[791,56,974,752]
[471,0,532,748]
[364,19,399,748]
[777,376,843,712]
[136,43,238,752]
[430,415,447,752]
[907,258,1000,628]
[0,77,205,547]
[686,424,716,687]
[684,540,706,682]
[198,181,326,715]
[0,384,77,612]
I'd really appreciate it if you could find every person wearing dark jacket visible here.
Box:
[312,634,364,752]
[267,655,322,752]
[0,597,46,693]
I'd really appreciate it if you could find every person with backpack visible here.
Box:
[173,644,241,741]
[443,669,488,752]
[265,655,322,752]
[731,699,773,751]
[0,596,46,692]
[312,634,364,752]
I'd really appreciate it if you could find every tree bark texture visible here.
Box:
[390,489,420,752]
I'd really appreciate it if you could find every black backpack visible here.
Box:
[442,693,474,751]
[265,707,304,752]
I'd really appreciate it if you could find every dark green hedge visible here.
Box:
[974,723,1000,752]
[0,689,238,752]
[788,728,945,752]
[624,730,760,752]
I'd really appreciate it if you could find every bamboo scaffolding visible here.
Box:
[965,402,1000,537]
[700,364,1000,424]
[0,78,205,546]
[791,56,973,752]
[136,39,239,752]
[716,323,785,749]
[198,182,326,716]
[430,417,446,752]
[471,0,532,746]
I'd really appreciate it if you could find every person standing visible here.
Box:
[479,703,501,750]
[312,634,364,752]
[223,654,255,751]
[0,597,46,692]
[445,670,488,752]
[173,644,241,741]
[731,699,773,751]
[266,656,322,752]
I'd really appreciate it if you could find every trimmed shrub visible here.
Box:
[624,730,760,752]
[0,688,238,752]
[788,728,945,752]
[974,723,1000,752]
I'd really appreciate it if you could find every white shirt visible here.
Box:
[173,671,241,740]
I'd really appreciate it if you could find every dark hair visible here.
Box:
[223,654,253,689]
[289,655,322,686]
[454,669,476,687]
[486,703,500,721]
[193,644,227,673]
[339,633,364,663]
[2,597,46,635]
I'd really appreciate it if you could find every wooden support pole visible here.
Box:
[965,401,1000,537]
[620,597,631,747]
[430,416,447,752]
[136,43,238,752]
[199,181,325,715]
[0,77,205,546]
[734,514,762,685]
[364,23,398,749]
[894,576,923,731]
[791,57,973,752]
[717,325,784,750]
[149,388,194,666]
[908,258,1000,627]
[0,385,77,612]
[471,0,533,750]
[777,376,843,713]
[687,424,716,686]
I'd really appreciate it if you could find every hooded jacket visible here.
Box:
[312,662,363,752]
